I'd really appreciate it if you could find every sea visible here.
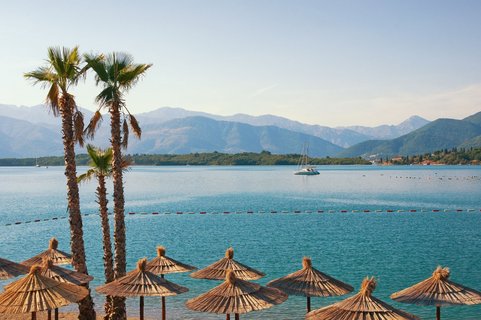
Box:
[0,165,480,319]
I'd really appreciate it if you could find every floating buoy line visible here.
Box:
[2,208,480,227]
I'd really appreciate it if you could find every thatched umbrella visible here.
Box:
[21,238,72,267]
[0,265,89,320]
[186,270,288,320]
[36,258,93,286]
[7,257,93,320]
[306,277,420,320]
[391,266,481,320]
[96,258,188,320]
[267,257,353,313]
[146,246,197,320]
[0,257,29,280]
[190,247,264,280]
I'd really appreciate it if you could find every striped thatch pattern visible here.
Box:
[391,266,481,306]
[306,277,420,320]
[186,270,287,315]
[267,257,353,297]
[21,238,72,266]
[190,248,264,280]
[5,258,92,291]
[39,258,92,285]
[0,257,29,280]
[96,258,189,297]
[0,265,88,314]
[146,246,197,275]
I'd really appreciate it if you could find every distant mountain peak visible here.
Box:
[397,115,430,130]
[401,115,428,123]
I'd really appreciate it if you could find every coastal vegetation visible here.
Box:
[24,47,96,319]
[0,151,370,166]
[384,147,481,165]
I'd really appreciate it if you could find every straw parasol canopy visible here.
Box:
[267,257,353,312]
[0,265,88,320]
[21,238,72,267]
[146,246,196,320]
[0,257,29,280]
[147,246,197,275]
[391,266,481,320]
[96,258,188,320]
[190,247,265,280]
[306,277,420,320]
[186,270,288,320]
[39,257,93,286]
[4,258,93,320]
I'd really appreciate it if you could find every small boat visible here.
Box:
[294,143,319,175]
[295,166,320,175]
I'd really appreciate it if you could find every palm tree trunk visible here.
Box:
[110,104,127,320]
[97,175,115,318]
[60,96,96,320]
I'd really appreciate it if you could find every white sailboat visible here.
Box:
[294,143,319,175]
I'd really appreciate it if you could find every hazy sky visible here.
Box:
[1,0,481,126]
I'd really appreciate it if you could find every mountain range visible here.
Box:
[0,103,479,159]
[135,107,430,147]
[339,112,481,158]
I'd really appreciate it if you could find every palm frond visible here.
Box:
[65,47,81,86]
[84,144,115,177]
[111,52,134,71]
[86,144,101,166]
[24,67,57,87]
[129,114,142,139]
[73,110,85,147]
[77,169,96,184]
[95,87,116,109]
[121,157,133,172]
[85,110,103,139]
[46,83,60,116]
[118,63,152,90]
[84,53,109,84]
[122,119,129,149]
[47,47,67,89]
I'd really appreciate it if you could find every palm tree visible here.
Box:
[85,52,152,320]
[78,144,131,319]
[24,46,96,319]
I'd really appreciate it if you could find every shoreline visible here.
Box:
[0,312,146,320]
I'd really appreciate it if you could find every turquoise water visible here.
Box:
[0,165,481,319]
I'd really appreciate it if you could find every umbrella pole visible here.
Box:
[161,274,166,320]
[226,314,230,320]
[436,306,441,320]
[235,313,240,320]
[307,296,311,313]
[140,296,144,320]
[55,308,59,320]
[31,311,36,320]
[162,296,166,320]
[47,309,51,320]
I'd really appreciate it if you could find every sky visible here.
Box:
[1,0,481,127]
